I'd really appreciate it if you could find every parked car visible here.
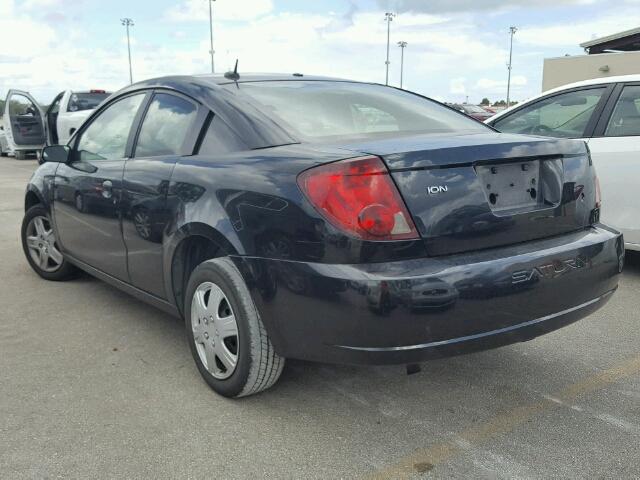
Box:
[22,74,623,398]
[0,121,9,157]
[452,103,494,121]
[2,89,110,159]
[487,74,640,251]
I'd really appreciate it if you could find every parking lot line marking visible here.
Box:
[365,354,640,480]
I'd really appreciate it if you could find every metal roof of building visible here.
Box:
[580,27,640,54]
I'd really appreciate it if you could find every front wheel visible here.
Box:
[21,205,78,280]
[185,258,285,398]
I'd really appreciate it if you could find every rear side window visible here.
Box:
[68,92,110,112]
[198,116,246,155]
[135,93,198,157]
[493,87,606,138]
[605,85,640,137]
[227,81,488,141]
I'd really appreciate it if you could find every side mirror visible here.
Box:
[42,145,70,164]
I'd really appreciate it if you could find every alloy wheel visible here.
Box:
[25,215,63,273]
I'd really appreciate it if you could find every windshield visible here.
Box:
[68,92,111,112]
[227,81,488,141]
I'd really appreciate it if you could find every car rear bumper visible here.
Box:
[232,226,623,365]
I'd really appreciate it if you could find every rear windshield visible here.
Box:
[226,81,488,141]
[68,92,111,112]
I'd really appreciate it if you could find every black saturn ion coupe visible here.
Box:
[22,73,623,398]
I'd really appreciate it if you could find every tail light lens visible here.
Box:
[297,156,419,241]
[595,174,602,209]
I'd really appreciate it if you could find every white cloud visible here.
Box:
[165,0,273,22]
[450,77,466,95]
[382,0,598,14]
[517,14,640,47]
[476,75,527,89]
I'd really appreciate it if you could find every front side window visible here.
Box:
[493,87,606,138]
[226,81,488,141]
[135,93,198,157]
[605,85,640,137]
[9,94,38,116]
[76,94,145,162]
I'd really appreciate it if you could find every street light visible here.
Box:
[397,41,407,89]
[208,0,216,73]
[506,26,517,107]
[121,18,134,85]
[384,12,395,86]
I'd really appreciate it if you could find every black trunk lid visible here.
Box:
[335,132,598,255]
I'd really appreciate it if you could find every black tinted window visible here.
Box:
[135,93,198,157]
[77,94,145,162]
[227,81,488,141]
[198,116,246,155]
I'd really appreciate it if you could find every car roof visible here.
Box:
[488,74,640,123]
[195,73,352,85]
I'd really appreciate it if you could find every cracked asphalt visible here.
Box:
[1,157,639,479]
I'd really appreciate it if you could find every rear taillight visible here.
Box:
[595,174,602,209]
[297,156,419,241]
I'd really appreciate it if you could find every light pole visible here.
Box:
[121,18,134,84]
[384,12,395,86]
[397,41,407,89]
[208,0,215,73]
[506,26,517,107]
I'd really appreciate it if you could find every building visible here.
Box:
[542,27,640,91]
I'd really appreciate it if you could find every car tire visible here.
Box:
[15,150,27,160]
[184,257,285,398]
[21,205,78,281]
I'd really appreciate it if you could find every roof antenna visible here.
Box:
[224,59,240,81]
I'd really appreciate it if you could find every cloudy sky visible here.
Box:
[1,0,638,105]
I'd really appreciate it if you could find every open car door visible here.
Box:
[3,89,46,158]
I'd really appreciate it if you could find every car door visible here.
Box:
[489,85,613,140]
[121,90,204,298]
[3,89,45,150]
[53,92,149,280]
[587,82,640,248]
[44,92,64,145]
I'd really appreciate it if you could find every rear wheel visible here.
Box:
[184,258,284,398]
[15,150,26,160]
[21,205,78,281]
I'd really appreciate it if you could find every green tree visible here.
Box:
[480,98,490,106]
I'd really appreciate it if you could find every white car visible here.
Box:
[0,120,9,157]
[487,74,640,251]
[2,89,111,159]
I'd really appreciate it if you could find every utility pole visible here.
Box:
[208,0,215,73]
[121,18,134,84]
[397,41,407,89]
[506,26,517,107]
[384,12,395,86]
